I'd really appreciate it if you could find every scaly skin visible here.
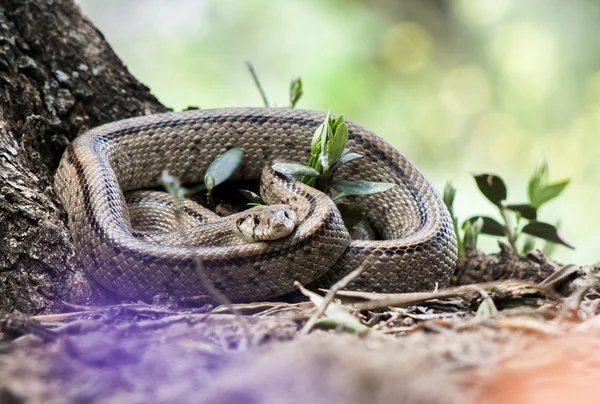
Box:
[54,108,457,302]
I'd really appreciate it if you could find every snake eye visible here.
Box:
[254,216,261,226]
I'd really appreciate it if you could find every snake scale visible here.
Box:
[54,108,457,302]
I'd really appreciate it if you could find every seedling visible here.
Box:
[444,157,573,257]
[272,112,395,230]
[161,147,244,209]
[245,61,303,108]
[165,68,394,231]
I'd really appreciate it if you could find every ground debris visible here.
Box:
[3,246,600,403]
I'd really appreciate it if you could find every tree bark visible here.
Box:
[0,0,168,315]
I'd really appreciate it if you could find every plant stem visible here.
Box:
[315,171,330,194]
[245,61,269,107]
[499,206,518,251]
[206,189,214,211]
[512,215,522,250]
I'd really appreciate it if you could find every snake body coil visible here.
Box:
[55,108,457,301]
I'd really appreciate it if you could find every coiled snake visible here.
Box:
[55,108,457,302]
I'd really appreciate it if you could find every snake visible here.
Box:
[54,108,457,302]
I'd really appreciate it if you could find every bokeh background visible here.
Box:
[75,0,600,265]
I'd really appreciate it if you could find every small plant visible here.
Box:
[273,112,394,198]
[245,61,303,108]
[162,147,244,209]
[272,112,395,229]
[444,157,573,258]
[289,77,303,108]
[164,69,394,230]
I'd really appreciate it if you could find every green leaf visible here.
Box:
[327,121,348,165]
[204,172,216,192]
[272,163,320,177]
[296,283,370,333]
[336,203,366,231]
[533,179,570,208]
[310,111,330,150]
[527,157,570,208]
[289,76,303,108]
[462,216,483,249]
[505,203,537,220]
[204,148,243,191]
[238,189,264,204]
[331,152,362,173]
[443,181,456,215]
[303,141,323,186]
[319,121,334,169]
[181,183,207,196]
[331,180,395,196]
[330,115,344,133]
[472,173,507,207]
[521,222,574,249]
[320,114,331,157]
[332,191,349,201]
[527,157,549,205]
[463,216,505,237]
[476,299,492,318]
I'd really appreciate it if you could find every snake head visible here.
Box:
[234,204,296,242]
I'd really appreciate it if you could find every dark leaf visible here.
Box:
[463,216,505,237]
[505,203,537,220]
[331,180,395,196]
[337,203,367,232]
[272,163,320,177]
[238,189,263,204]
[472,173,507,207]
[204,148,243,191]
[521,222,574,249]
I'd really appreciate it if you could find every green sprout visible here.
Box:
[271,112,395,230]
[166,70,391,231]
[289,77,303,108]
[443,157,573,258]
[246,61,303,108]
[162,147,244,209]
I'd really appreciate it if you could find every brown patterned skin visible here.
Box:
[54,108,457,302]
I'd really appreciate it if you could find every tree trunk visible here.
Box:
[0,0,168,315]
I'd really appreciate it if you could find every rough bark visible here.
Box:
[0,0,168,315]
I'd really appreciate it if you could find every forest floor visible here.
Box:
[1,245,599,404]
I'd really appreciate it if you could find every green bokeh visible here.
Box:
[76,0,600,265]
